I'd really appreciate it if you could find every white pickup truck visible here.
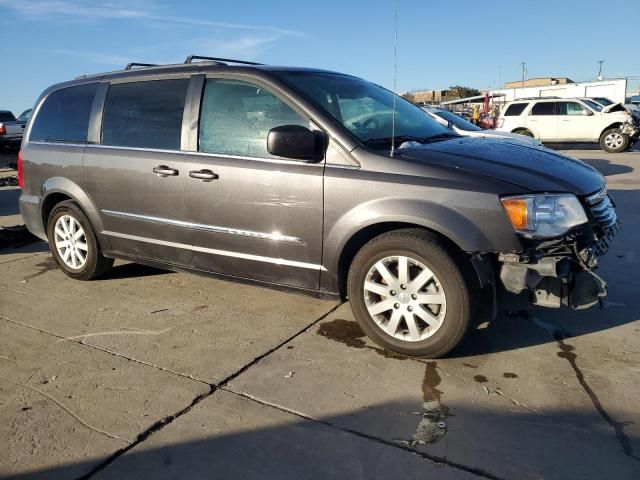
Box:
[0,110,25,149]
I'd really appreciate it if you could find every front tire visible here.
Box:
[347,229,473,358]
[47,200,113,280]
[600,128,629,153]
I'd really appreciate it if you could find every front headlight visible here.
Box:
[501,194,588,238]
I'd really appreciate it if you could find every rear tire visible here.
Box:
[347,229,473,358]
[47,200,113,280]
[600,128,629,153]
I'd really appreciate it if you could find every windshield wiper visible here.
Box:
[362,135,427,146]
[420,133,458,143]
[363,133,458,147]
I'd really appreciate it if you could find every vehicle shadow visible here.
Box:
[3,400,637,480]
[583,158,634,177]
[99,261,172,280]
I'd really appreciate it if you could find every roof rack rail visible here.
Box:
[184,55,262,66]
[125,62,159,70]
[514,96,561,100]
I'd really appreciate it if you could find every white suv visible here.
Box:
[496,98,639,153]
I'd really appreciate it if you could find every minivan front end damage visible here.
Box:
[497,189,620,310]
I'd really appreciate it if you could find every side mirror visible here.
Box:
[267,125,327,161]
[582,109,593,116]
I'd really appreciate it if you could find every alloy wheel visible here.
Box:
[604,132,624,150]
[54,214,88,269]
[363,255,447,342]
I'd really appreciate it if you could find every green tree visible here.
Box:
[448,85,481,99]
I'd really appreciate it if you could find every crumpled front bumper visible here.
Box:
[497,190,620,310]
[621,121,639,140]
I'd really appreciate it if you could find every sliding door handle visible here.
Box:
[189,169,219,181]
[153,165,179,177]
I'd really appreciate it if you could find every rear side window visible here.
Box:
[30,83,97,143]
[198,78,307,158]
[504,103,528,116]
[102,79,188,150]
[530,102,557,116]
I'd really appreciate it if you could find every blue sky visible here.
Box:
[0,0,638,115]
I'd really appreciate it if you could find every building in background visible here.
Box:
[503,77,573,89]
[491,78,628,105]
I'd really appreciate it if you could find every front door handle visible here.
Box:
[153,165,179,177]
[189,169,219,181]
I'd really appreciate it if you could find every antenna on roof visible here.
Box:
[390,0,399,158]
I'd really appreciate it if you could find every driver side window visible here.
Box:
[199,79,308,158]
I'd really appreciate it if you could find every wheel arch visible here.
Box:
[335,221,480,299]
[41,177,108,248]
[511,127,535,137]
[600,122,623,138]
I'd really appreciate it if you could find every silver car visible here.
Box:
[421,106,542,147]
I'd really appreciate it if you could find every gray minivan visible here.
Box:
[18,56,619,358]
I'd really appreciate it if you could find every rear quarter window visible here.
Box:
[504,103,528,116]
[30,83,97,143]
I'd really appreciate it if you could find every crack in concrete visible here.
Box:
[0,314,214,385]
[526,312,640,462]
[75,302,344,480]
[0,375,132,444]
[0,251,47,265]
[223,388,507,480]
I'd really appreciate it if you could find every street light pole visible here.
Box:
[597,60,604,80]
[521,62,526,87]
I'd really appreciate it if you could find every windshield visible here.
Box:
[279,72,454,149]
[431,109,481,132]
[17,109,32,122]
[581,99,602,111]
[581,99,603,111]
[593,97,614,106]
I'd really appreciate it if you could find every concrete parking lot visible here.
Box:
[1,147,639,479]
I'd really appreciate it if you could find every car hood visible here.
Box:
[459,128,541,146]
[397,137,605,195]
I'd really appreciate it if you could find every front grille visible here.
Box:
[586,189,618,230]
[586,188,620,257]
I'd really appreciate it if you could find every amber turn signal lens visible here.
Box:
[502,198,528,229]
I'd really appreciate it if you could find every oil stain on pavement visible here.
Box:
[317,319,450,445]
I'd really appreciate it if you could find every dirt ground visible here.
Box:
[1,147,639,479]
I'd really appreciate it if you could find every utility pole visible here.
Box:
[521,62,526,87]
[597,60,604,80]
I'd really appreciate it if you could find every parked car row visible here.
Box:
[0,109,32,150]
[18,56,619,358]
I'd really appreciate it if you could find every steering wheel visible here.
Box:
[361,116,380,130]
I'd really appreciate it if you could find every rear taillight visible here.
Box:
[17,150,24,189]
[0,123,6,135]
[496,118,504,128]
